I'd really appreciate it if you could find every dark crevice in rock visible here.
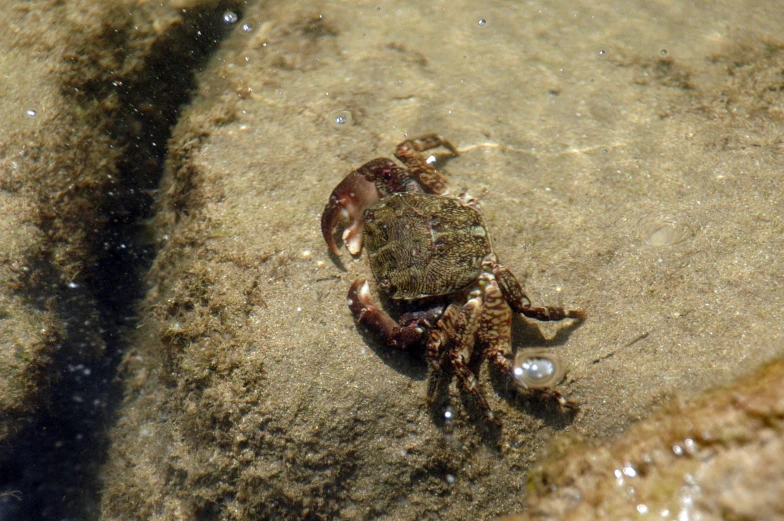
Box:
[0,2,244,520]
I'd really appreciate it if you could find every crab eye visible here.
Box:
[512,349,565,389]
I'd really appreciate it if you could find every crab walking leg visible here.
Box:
[492,263,586,321]
[447,295,496,420]
[480,275,575,409]
[394,134,458,195]
[347,279,425,349]
[477,275,515,376]
[426,303,461,404]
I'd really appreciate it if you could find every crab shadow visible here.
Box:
[326,249,350,273]
[355,327,429,382]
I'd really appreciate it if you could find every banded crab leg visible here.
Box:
[478,273,575,409]
[490,261,586,321]
[444,294,500,422]
[425,303,461,404]
[476,273,515,377]
[394,134,458,195]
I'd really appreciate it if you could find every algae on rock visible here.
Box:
[100,1,784,520]
[503,358,784,521]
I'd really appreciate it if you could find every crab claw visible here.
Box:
[321,171,380,256]
[347,279,425,349]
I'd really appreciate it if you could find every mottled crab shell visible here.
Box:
[363,192,493,299]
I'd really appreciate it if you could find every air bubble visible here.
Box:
[242,23,252,32]
[223,10,238,24]
[478,18,486,26]
[446,474,455,484]
[520,358,553,380]
[660,49,668,56]
[513,349,564,389]
[443,406,454,421]
[26,109,37,117]
[329,109,355,129]
[598,49,606,56]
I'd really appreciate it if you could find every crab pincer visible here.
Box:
[321,170,380,256]
[322,157,423,256]
[347,279,425,349]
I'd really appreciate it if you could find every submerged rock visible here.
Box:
[503,357,784,521]
[99,1,784,520]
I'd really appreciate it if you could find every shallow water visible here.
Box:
[1,1,783,520]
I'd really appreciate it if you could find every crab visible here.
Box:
[321,134,585,422]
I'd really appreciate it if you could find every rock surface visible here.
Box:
[502,358,784,521]
[0,0,242,518]
[98,1,784,520]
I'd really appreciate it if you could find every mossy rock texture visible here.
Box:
[503,358,784,521]
[99,1,784,520]
[0,0,241,517]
